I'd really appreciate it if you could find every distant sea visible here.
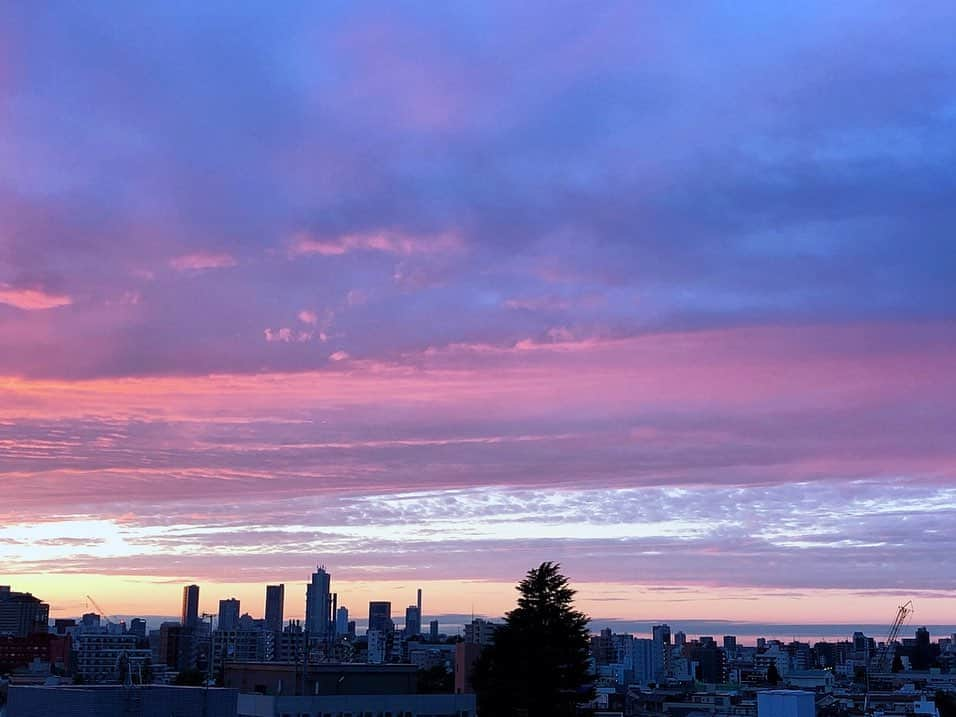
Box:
[101,615,956,644]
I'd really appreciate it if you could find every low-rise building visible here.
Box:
[236,692,475,717]
[5,685,237,717]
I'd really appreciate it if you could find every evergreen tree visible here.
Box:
[766,662,781,685]
[473,562,594,716]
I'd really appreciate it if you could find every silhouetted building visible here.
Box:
[429,620,439,641]
[264,585,284,632]
[691,642,725,683]
[158,622,199,672]
[305,566,332,638]
[336,606,349,636]
[181,585,200,629]
[912,626,933,670]
[653,623,671,679]
[405,605,422,638]
[0,633,71,673]
[218,598,240,632]
[128,618,148,641]
[0,587,50,638]
[368,601,393,634]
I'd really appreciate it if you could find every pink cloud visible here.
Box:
[0,285,72,311]
[264,327,313,343]
[288,230,463,258]
[298,310,318,326]
[169,252,238,272]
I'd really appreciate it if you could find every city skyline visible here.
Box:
[1,1,955,626]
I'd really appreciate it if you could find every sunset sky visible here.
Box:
[1,2,955,627]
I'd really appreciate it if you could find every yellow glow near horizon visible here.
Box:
[6,573,954,630]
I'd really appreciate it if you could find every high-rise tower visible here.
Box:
[305,566,332,638]
[265,584,285,632]
[181,585,200,628]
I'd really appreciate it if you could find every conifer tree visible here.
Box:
[473,562,594,716]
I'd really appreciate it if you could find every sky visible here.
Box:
[1,2,955,628]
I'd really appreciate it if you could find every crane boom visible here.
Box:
[874,601,914,672]
[86,594,115,625]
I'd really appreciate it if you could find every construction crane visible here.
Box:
[873,601,914,673]
[86,594,119,626]
[864,601,915,714]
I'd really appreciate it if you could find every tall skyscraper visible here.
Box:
[305,566,332,637]
[218,598,240,631]
[429,619,439,642]
[181,585,200,628]
[335,606,349,636]
[265,584,285,632]
[368,601,392,634]
[404,605,422,638]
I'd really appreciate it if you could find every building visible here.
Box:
[653,624,672,680]
[0,633,71,674]
[464,618,498,647]
[224,661,419,695]
[691,642,725,683]
[0,587,50,638]
[181,585,200,629]
[5,685,237,717]
[128,619,147,641]
[757,690,815,717]
[335,606,349,637]
[236,692,475,717]
[273,623,306,663]
[410,643,453,672]
[756,644,790,679]
[454,642,482,694]
[264,585,284,633]
[367,629,386,664]
[405,605,422,638]
[72,632,152,684]
[631,637,657,686]
[368,601,392,634]
[218,599,241,632]
[305,566,332,638]
[156,622,199,673]
[429,620,439,641]
[784,669,835,692]
[212,628,274,676]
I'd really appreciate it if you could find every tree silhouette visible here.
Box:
[473,562,594,717]
[766,662,781,685]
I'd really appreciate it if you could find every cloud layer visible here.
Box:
[0,1,954,620]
